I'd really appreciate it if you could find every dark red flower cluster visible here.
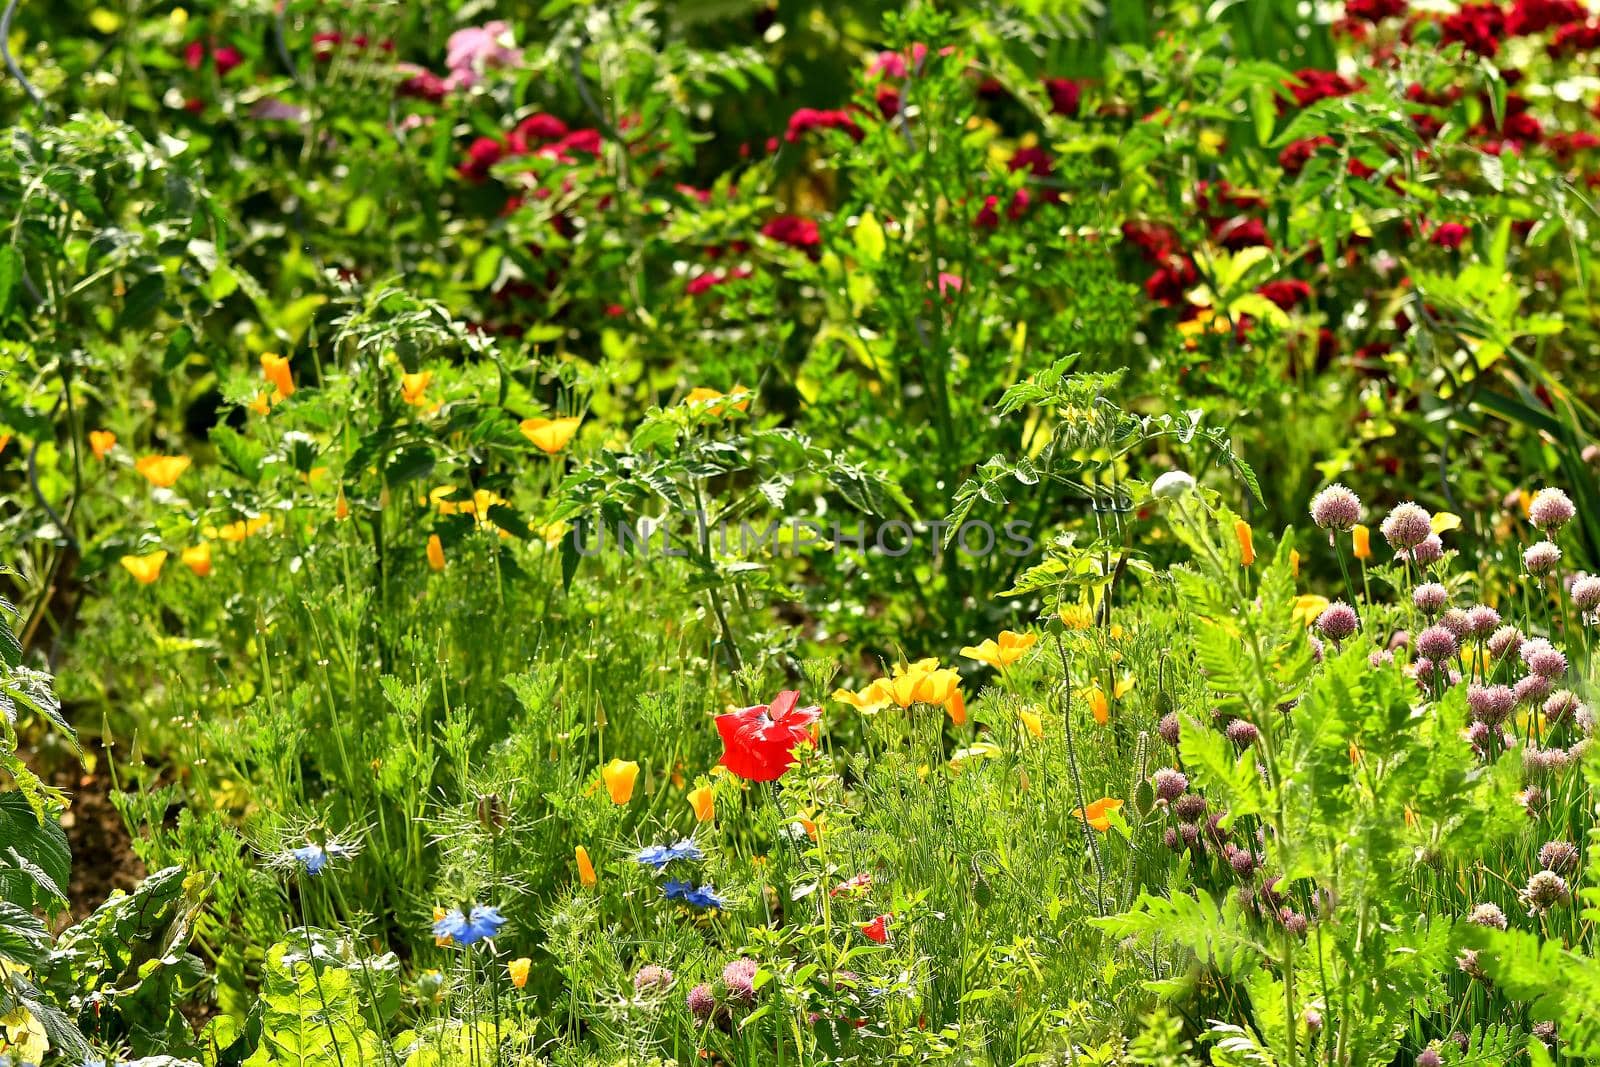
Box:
[1441,3,1508,56]
[761,215,821,253]
[973,189,1031,229]
[1430,221,1471,249]
[1506,0,1589,35]
[785,107,865,144]
[686,265,753,296]
[1258,279,1312,311]
[457,114,598,183]
[1345,0,1409,22]
[1284,68,1362,109]
[1197,181,1271,251]
[184,40,243,76]
[1044,77,1084,118]
[1549,20,1600,54]
[1279,135,1336,174]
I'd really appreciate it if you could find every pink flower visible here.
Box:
[785,107,863,144]
[397,65,447,102]
[444,21,522,90]
[1430,222,1470,249]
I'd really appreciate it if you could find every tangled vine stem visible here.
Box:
[1,0,43,109]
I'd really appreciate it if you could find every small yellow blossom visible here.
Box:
[601,759,639,805]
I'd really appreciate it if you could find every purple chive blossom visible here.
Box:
[1400,534,1444,566]
[1467,901,1508,930]
[1522,869,1570,915]
[1416,625,1459,662]
[1525,541,1562,576]
[1465,605,1501,637]
[1467,684,1515,726]
[1152,768,1188,804]
[1416,1051,1442,1067]
[1157,712,1181,746]
[1174,793,1208,821]
[1540,840,1580,874]
[721,957,760,1005]
[1310,484,1364,531]
[686,983,718,1021]
[1314,601,1359,642]
[1488,625,1524,660]
[634,964,676,995]
[1369,648,1395,667]
[1381,502,1433,550]
[1544,690,1581,727]
[1413,583,1449,615]
[1440,608,1473,637]
[1308,634,1325,662]
[1225,719,1260,748]
[1515,674,1553,705]
[1526,646,1569,680]
[1529,487,1577,533]
[1572,575,1600,612]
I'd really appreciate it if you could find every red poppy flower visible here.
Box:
[860,913,891,943]
[714,691,821,782]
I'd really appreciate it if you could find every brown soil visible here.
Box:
[22,736,146,923]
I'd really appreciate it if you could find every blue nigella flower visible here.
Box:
[661,879,725,911]
[270,835,360,877]
[634,838,704,870]
[433,904,508,946]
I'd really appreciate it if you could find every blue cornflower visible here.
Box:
[433,904,507,946]
[660,879,724,911]
[634,837,704,870]
[270,835,360,877]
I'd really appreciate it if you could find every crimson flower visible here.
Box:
[714,690,820,782]
[860,913,891,944]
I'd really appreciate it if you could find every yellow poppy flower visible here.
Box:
[1114,674,1135,699]
[426,534,446,571]
[520,416,582,455]
[89,429,117,459]
[688,784,715,822]
[1019,707,1044,739]
[135,455,191,487]
[433,905,452,946]
[1292,594,1330,628]
[914,667,966,724]
[213,514,271,542]
[180,543,212,577]
[575,845,597,887]
[260,352,295,398]
[1352,524,1371,560]
[1059,604,1094,630]
[684,385,751,415]
[508,957,531,988]
[401,370,432,407]
[120,550,167,585]
[832,679,891,713]
[1234,520,1255,566]
[1072,796,1124,832]
[1085,685,1110,726]
[601,759,638,804]
[960,630,1038,669]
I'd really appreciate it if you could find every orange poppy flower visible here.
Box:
[260,352,295,399]
[89,430,117,459]
[1086,685,1110,726]
[120,550,167,585]
[520,416,582,455]
[1234,520,1255,566]
[135,455,191,488]
[1019,707,1044,739]
[401,370,432,407]
[601,759,638,804]
[1352,524,1371,561]
[1072,797,1124,832]
[180,543,212,577]
[960,630,1038,670]
[508,957,532,988]
[426,534,445,571]
[688,784,715,822]
[575,845,597,887]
